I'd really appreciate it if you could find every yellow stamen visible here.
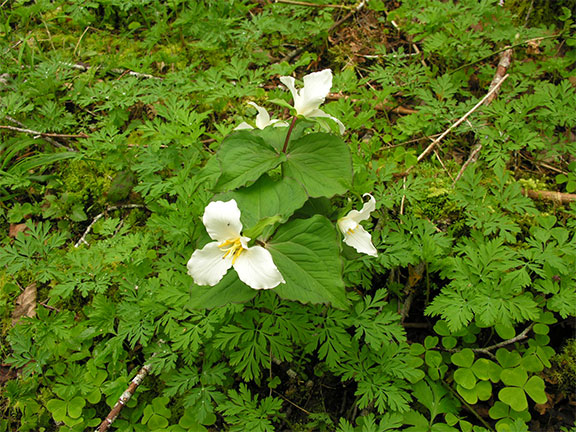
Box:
[219,238,244,265]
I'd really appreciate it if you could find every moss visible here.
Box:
[506,0,574,27]
[549,338,576,394]
[57,160,112,207]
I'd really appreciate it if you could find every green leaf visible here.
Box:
[451,349,474,368]
[187,271,258,309]
[282,132,353,198]
[213,132,282,192]
[472,358,501,382]
[500,367,527,387]
[454,368,476,390]
[67,396,85,419]
[496,349,522,368]
[442,336,457,349]
[46,399,67,422]
[218,174,308,228]
[489,401,510,419]
[499,387,527,412]
[268,215,348,308]
[524,376,547,404]
[425,336,439,349]
[475,380,492,401]
[495,323,516,340]
[456,384,478,405]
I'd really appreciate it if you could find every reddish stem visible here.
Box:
[281,116,298,153]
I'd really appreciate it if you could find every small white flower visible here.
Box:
[187,200,285,289]
[337,194,378,257]
[234,102,288,130]
[279,69,345,134]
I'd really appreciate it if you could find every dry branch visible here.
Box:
[95,362,152,432]
[453,48,513,183]
[409,74,509,170]
[523,189,576,204]
[3,116,78,152]
[74,204,145,248]
[0,124,88,139]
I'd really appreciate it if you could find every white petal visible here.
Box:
[187,242,232,286]
[247,102,272,130]
[203,200,243,242]
[345,194,376,224]
[306,108,345,134]
[279,76,300,108]
[270,119,289,128]
[233,245,285,289]
[234,122,253,130]
[299,69,333,116]
[342,225,378,257]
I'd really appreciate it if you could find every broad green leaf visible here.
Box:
[499,387,527,412]
[67,397,85,419]
[451,349,474,368]
[442,336,457,349]
[217,174,308,228]
[282,132,352,198]
[500,367,527,387]
[496,349,521,368]
[187,271,258,309]
[472,358,501,382]
[456,384,478,405]
[495,323,516,340]
[46,399,67,422]
[268,215,348,308]
[524,376,547,404]
[476,380,492,401]
[213,132,283,192]
[425,336,439,349]
[454,368,476,389]
[425,351,443,368]
[489,401,510,419]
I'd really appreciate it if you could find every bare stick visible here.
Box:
[410,74,509,168]
[523,189,576,204]
[0,124,88,139]
[453,48,513,183]
[62,62,162,80]
[444,323,535,359]
[473,323,534,356]
[3,116,77,151]
[274,0,353,9]
[95,362,152,432]
[74,204,145,248]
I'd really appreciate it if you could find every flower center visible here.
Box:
[219,238,244,264]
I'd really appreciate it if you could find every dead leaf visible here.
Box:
[12,283,37,325]
[9,223,28,238]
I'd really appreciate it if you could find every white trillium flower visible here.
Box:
[337,194,378,257]
[187,200,285,289]
[234,102,288,130]
[279,69,345,134]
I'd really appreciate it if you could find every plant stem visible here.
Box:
[282,116,298,153]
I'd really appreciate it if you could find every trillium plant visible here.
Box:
[188,69,378,308]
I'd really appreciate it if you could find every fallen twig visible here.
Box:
[0,124,88,139]
[409,74,509,170]
[523,189,576,204]
[74,204,145,248]
[274,0,352,9]
[453,47,513,183]
[3,116,78,152]
[62,62,162,80]
[95,362,152,432]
